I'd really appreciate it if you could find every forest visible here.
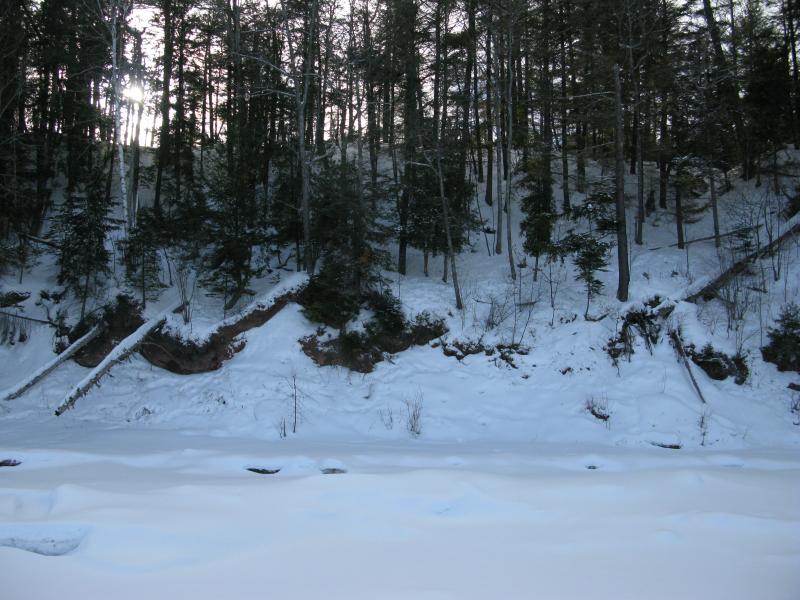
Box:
[2,3,800,595]
[0,0,796,329]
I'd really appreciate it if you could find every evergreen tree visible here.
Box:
[299,159,390,329]
[55,168,115,320]
[567,232,610,320]
[124,208,164,309]
[519,155,556,277]
[202,147,264,310]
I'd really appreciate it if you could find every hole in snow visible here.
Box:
[0,459,21,467]
[246,467,281,475]
[320,468,347,475]
[650,441,682,450]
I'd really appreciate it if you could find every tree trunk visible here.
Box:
[110,0,128,235]
[504,22,516,281]
[675,176,685,250]
[559,18,570,213]
[485,22,494,207]
[437,150,463,310]
[701,0,747,178]
[493,29,504,256]
[153,0,174,213]
[614,64,630,302]
[709,163,720,248]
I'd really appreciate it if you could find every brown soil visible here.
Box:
[300,316,447,374]
[139,293,295,374]
[73,299,144,368]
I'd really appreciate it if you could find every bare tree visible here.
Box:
[97,0,132,235]
[280,0,319,272]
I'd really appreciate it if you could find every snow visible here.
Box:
[55,301,182,416]
[0,325,100,402]
[0,431,798,599]
[159,271,309,344]
[1,148,799,598]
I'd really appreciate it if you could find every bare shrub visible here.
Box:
[478,291,513,332]
[699,409,712,446]
[280,370,307,434]
[404,393,423,437]
[176,264,197,325]
[718,274,753,355]
[379,407,394,430]
[586,396,610,425]
[0,312,31,345]
[276,416,287,439]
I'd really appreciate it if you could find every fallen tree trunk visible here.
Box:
[686,220,800,303]
[19,232,60,249]
[55,305,178,416]
[669,329,707,405]
[140,274,308,374]
[647,226,757,251]
[141,293,295,374]
[1,325,101,402]
[0,310,54,325]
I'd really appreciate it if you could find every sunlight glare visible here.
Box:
[124,85,145,104]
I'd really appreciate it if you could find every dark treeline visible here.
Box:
[0,0,795,323]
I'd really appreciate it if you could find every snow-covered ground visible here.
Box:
[1,149,799,597]
[1,429,799,600]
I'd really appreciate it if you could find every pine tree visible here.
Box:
[298,159,389,328]
[519,155,555,279]
[55,168,115,320]
[568,232,610,320]
[124,208,164,309]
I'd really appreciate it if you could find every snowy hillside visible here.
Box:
[1,151,798,449]
[2,150,799,599]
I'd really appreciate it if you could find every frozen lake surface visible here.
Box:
[1,427,798,600]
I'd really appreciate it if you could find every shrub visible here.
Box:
[299,310,447,373]
[405,393,423,437]
[690,343,749,385]
[410,312,447,345]
[762,303,800,373]
[365,290,407,338]
[586,396,611,424]
[296,265,360,328]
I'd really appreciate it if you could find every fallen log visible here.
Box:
[669,329,707,405]
[55,304,178,416]
[647,226,756,251]
[140,274,308,374]
[686,220,800,303]
[1,325,101,402]
[19,233,60,249]
[0,310,54,325]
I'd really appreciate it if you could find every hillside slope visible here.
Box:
[1,151,798,450]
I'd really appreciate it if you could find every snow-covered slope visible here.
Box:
[2,150,798,450]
